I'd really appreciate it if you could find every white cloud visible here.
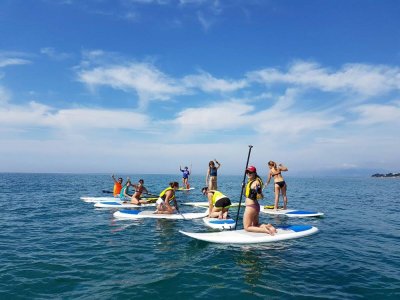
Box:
[40,47,71,60]
[0,58,31,68]
[172,101,253,132]
[248,61,400,97]
[0,86,11,104]
[0,101,150,131]
[182,71,247,92]
[77,62,188,108]
[352,102,400,125]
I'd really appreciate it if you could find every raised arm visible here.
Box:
[111,174,118,183]
[279,164,288,171]
[214,159,221,169]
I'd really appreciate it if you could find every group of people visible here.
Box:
[111,159,288,235]
[111,174,181,214]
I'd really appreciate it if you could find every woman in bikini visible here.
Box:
[206,159,221,190]
[265,161,288,210]
[243,166,276,235]
[129,179,150,205]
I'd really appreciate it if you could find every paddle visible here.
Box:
[102,190,113,194]
[234,145,253,230]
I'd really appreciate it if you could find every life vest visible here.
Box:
[159,187,175,201]
[245,177,264,200]
[113,182,122,196]
[211,190,227,205]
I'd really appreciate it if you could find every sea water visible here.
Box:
[0,173,399,299]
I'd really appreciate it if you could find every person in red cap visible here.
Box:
[265,161,288,210]
[243,166,276,235]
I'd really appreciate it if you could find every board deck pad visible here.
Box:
[203,217,236,230]
[260,207,324,217]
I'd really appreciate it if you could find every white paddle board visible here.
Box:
[81,196,120,202]
[177,187,195,191]
[81,196,157,203]
[182,201,243,207]
[94,201,156,208]
[203,217,236,230]
[180,225,318,244]
[260,207,324,217]
[113,209,208,220]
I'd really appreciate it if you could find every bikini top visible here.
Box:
[272,171,281,177]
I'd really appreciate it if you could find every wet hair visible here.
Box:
[201,186,208,194]
[209,161,215,166]
[169,181,179,188]
[139,179,144,184]
[268,161,277,168]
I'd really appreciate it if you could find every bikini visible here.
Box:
[272,171,286,188]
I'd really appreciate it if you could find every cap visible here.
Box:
[246,166,257,173]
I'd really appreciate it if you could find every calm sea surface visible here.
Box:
[0,173,399,299]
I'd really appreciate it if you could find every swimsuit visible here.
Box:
[181,170,190,179]
[275,181,286,188]
[246,201,260,213]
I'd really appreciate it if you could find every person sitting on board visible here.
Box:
[265,161,289,210]
[155,182,180,214]
[201,187,231,219]
[128,179,150,205]
[244,166,276,235]
[180,166,191,189]
[111,174,123,197]
[119,178,133,200]
[206,159,221,190]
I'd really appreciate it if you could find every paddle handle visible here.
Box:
[234,145,253,230]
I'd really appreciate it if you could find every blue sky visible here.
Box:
[1,0,399,175]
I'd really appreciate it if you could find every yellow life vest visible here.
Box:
[211,190,227,205]
[159,187,175,201]
[245,177,264,200]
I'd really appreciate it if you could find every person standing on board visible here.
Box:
[155,182,180,214]
[201,187,231,219]
[129,179,150,205]
[206,159,221,190]
[111,174,123,197]
[243,166,276,235]
[180,166,191,189]
[265,161,288,210]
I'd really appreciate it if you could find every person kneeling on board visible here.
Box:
[201,187,231,219]
[119,178,133,200]
[244,166,277,235]
[155,182,179,214]
[127,179,150,205]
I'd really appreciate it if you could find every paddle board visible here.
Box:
[203,217,236,230]
[182,202,243,207]
[113,209,208,220]
[260,207,324,217]
[180,225,318,244]
[94,201,156,208]
[81,196,157,203]
[177,187,195,191]
[81,196,120,202]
